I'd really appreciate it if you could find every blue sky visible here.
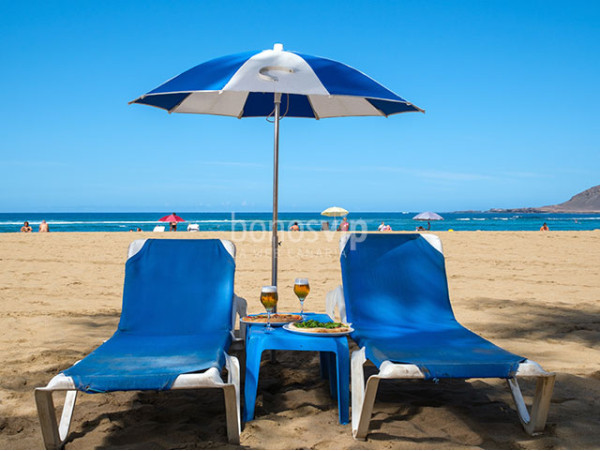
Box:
[1,0,598,212]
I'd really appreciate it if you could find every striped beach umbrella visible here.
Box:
[130,44,424,286]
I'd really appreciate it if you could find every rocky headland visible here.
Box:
[489,184,600,213]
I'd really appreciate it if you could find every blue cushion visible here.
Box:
[341,234,524,379]
[64,239,235,392]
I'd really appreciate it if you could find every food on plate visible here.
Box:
[287,319,351,334]
[242,313,302,323]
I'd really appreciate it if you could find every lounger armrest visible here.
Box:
[232,294,248,342]
[172,368,224,389]
[516,359,554,377]
[39,374,76,391]
[326,285,346,323]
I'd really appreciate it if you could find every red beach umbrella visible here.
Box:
[158,214,185,223]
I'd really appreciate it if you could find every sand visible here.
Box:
[0,230,599,449]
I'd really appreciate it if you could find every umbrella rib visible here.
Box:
[167,94,191,114]
[237,92,250,119]
[306,96,320,120]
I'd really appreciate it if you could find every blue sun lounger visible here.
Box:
[326,233,555,439]
[35,239,245,448]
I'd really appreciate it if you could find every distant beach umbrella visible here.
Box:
[321,206,349,217]
[131,44,423,287]
[413,211,444,221]
[158,213,185,223]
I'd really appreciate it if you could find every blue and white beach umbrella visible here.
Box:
[130,43,424,285]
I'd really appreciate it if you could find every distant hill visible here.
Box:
[490,185,600,213]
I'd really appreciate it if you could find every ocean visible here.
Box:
[2,212,599,233]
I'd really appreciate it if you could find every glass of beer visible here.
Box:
[293,278,310,319]
[260,285,278,332]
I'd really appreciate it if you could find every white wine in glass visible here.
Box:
[260,286,278,332]
[293,278,310,319]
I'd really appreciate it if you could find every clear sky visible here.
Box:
[1,0,598,213]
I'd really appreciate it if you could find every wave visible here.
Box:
[547,217,600,221]
[0,219,239,226]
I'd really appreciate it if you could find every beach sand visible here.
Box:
[1,231,599,449]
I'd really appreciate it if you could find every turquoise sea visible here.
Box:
[1,212,599,233]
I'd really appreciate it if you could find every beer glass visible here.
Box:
[260,285,278,332]
[293,278,310,319]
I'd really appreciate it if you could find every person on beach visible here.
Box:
[290,222,300,231]
[170,213,178,232]
[338,217,350,231]
[321,221,330,231]
[38,220,49,233]
[20,221,32,233]
[540,222,549,231]
[378,221,386,231]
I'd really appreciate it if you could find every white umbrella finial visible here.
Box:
[273,43,283,52]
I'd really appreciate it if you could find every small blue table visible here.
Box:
[243,313,350,424]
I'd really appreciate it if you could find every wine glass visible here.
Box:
[260,286,278,332]
[293,278,310,319]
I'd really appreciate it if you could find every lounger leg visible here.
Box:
[224,355,241,444]
[351,348,380,440]
[35,388,77,449]
[507,374,555,435]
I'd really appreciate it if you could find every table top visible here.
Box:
[245,312,332,329]
[245,312,350,346]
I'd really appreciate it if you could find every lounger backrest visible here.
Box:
[118,239,235,336]
[341,233,456,330]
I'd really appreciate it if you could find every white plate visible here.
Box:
[283,323,354,337]
[240,314,302,326]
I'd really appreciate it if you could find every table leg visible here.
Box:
[319,351,329,380]
[327,352,337,399]
[335,342,350,425]
[243,343,264,423]
[320,351,337,399]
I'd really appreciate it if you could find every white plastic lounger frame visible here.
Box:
[35,355,241,448]
[35,239,244,448]
[328,233,556,440]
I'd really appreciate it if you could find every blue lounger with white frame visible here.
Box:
[35,239,246,448]
[327,233,555,439]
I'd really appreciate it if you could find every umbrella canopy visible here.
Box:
[130,44,424,118]
[321,206,349,217]
[159,214,185,223]
[413,211,444,221]
[131,44,423,287]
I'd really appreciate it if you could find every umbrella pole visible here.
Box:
[271,93,281,289]
[270,93,281,364]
